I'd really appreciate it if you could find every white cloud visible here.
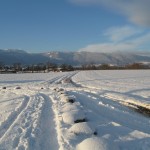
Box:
[68,0,150,26]
[104,26,143,42]
[68,0,150,52]
[79,42,136,53]
[78,26,150,53]
[117,0,150,27]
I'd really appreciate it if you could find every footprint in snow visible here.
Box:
[12,136,20,148]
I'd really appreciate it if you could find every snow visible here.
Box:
[76,137,117,150]
[60,94,76,103]
[72,70,150,92]
[61,103,80,112]
[0,70,150,149]
[62,110,85,125]
[69,122,95,135]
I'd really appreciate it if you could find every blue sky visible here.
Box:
[0,0,150,52]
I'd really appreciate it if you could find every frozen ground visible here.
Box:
[0,70,150,150]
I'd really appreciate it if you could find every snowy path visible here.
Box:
[0,73,64,149]
[38,93,59,150]
[0,92,59,150]
[0,71,150,150]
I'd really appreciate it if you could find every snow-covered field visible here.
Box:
[0,70,150,150]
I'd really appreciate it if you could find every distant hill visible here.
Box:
[0,49,51,65]
[0,49,150,66]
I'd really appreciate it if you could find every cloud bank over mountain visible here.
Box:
[0,49,150,66]
[79,25,150,53]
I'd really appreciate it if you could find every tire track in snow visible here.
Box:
[0,92,59,150]
[0,94,44,149]
[70,76,150,118]
[0,95,30,142]
[38,93,59,150]
[14,94,45,150]
[51,72,78,85]
[15,93,59,150]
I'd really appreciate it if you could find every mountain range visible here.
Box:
[0,49,150,66]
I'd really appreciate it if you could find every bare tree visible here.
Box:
[0,61,4,70]
[13,63,22,72]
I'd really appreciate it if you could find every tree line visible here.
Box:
[0,61,150,73]
[76,63,150,70]
[0,61,74,73]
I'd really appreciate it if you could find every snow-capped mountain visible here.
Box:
[0,49,150,65]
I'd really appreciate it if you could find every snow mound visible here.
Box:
[61,103,80,112]
[76,137,117,150]
[69,122,95,135]
[60,95,76,103]
[62,110,85,124]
